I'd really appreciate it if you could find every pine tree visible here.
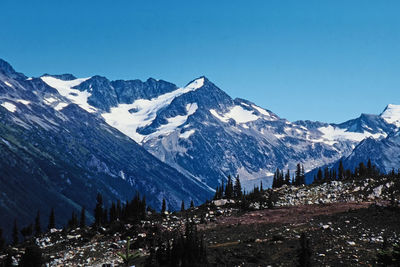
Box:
[190,200,194,209]
[234,175,242,199]
[181,200,185,212]
[297,233,312,267]
[213,185,220,200]
[161,198,166,214]
[285,169,291,185]
[316,168,323,182]
[224,175,234,199]
[34,211,41,236]
[94,193,103,226]
[103,208,109,225]
[359,162,367,178]
[20,224,33,241]
[338,160,344,180]
[117,200,122,220]
[295,164,302,186]
[272,171,277,188]
[48,208,55,230]
[12,219,18,245]
[0,228,5,251]
[80,207,86,228]
[68,211,78,229]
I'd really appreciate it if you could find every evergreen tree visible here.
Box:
[316,168,323,182]
[48,208,55,230]
[224,175,234,199]
[272,171,277,188]
[161,198,166,214]
[80,207,86,228]
[94,193,103,226]
[297,233,312,267]
[103,207,109,225]
[295,164,301,186]
[285,169,291,185]
[117,200,122,220]
[367,159,372,177]
[323,167,330,181]
[20,224,33,241]
[358,162,367,178]
[109,202,117,222]
[190,200,194,209]
[12,219,18,246]
[181,200,185,212]
[34,211,41,236]
[260,180,263,191]
[0,228,5,251]
[213,186,220,200]
[234,175,242,199]
[68,211,78,229]
[338,160,344,180]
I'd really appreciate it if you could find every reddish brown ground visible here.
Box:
[201,202,373,230]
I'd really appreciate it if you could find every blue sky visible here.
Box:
[1,0,399,123]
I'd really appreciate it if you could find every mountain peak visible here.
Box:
[185,76,206,89]
[380,104,400,127]
[41,73,77,81]
[0,59,26,80]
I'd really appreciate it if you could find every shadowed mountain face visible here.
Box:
[0,59,211,240]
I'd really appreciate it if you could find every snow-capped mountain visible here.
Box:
[0,59,211,239]
[336,117,400,174]
[37,69,400,189]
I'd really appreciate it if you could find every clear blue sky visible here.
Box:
[1,0,399,123]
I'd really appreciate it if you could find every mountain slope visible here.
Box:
[0,59,212,240]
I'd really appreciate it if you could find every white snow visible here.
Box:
[44,97,58,104]
[41,76,96,113]
[380,104,400,127]
[16,99,30,105]
[318,125,386,145]
[3,81,13,88]
[119,170,126,180]
[101,78,204,143]
[1,102,17,112]
[143,103,198,141]
[210,105,259,124]
[54,102,69,111]
[180,129,196,139]
[252,105,271,117]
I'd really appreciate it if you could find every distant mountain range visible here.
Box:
[1,58,399,239]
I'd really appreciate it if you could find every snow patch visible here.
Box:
[318,125,386,145]
[1,102,16,112]
[143,103,198,141]
[252,105,271,117]
[3,81,13,88]
[180,129,196,139]
[16,99,30,105]
[101,78,204,143]
[41,76,96,113]
[381,104,400,127]
[54,102,69,111]
[210,105,259,124]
